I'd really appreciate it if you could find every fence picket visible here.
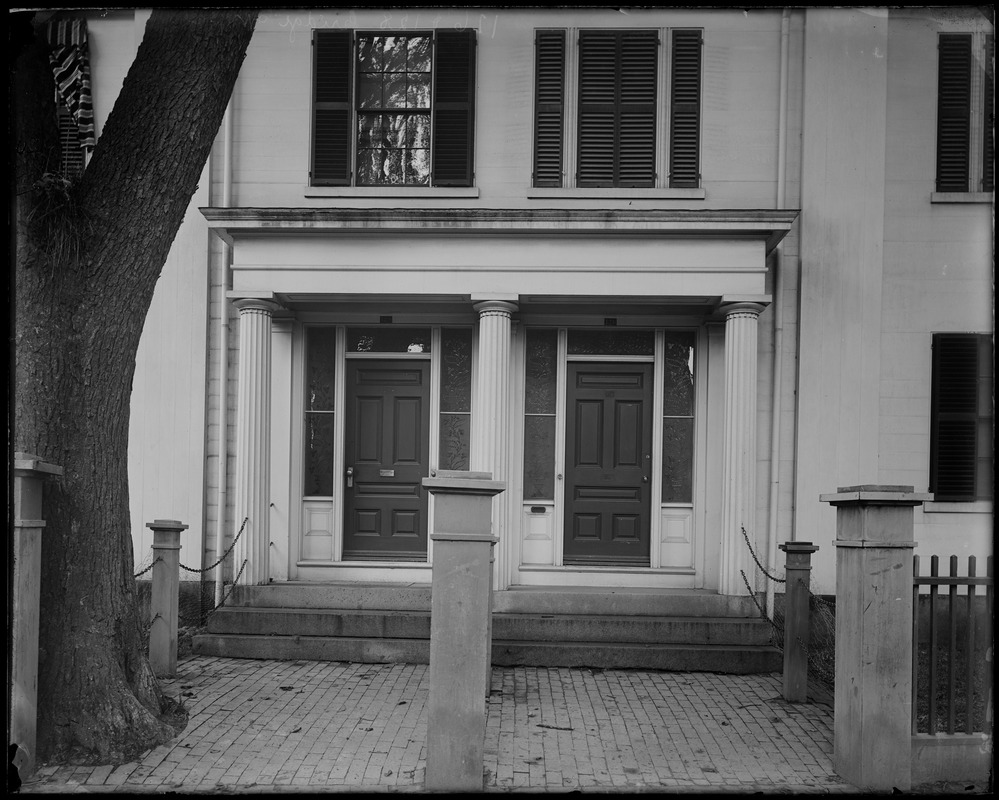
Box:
[928,555,939,734]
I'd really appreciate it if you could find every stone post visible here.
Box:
[821,485,929,792]
[422,470,506,792]
[778,541,819,702]
[147,519,189,677]
[718,300,767,595]
[11,454,63,781]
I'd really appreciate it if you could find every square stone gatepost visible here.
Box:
[422,470,506,793]
[778,541,819,703]
[11,453,63,780]
[147,519,189,677]
[821,485,930,792]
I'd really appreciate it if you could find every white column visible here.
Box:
[471,299,517,589]
[719,301,767,596]
[232,298,280,587]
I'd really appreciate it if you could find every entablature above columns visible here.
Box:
[208,209,798,303]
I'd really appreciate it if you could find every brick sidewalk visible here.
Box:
[22,656,860,794]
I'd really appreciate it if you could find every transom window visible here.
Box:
[311,29,476,187]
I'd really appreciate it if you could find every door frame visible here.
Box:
[557,343,659,567]
[289,323,444,578]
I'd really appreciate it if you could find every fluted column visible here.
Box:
[471,300,517,587]
[232,298,280,586]
[719,301,767,595]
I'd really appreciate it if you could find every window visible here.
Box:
[533,28,702,189]
[311,29,476,187]
[936,33,993,193]
[929,334,993,501]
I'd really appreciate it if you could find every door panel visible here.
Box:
[564,362,653,566]
[344,360,430,561]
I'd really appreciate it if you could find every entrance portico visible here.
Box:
[209,208,795,595]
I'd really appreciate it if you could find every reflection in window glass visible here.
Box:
[355,34,432,186]
[662,332,695,503]
[348,327,431,353]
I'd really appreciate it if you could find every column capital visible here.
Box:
[719,300,769,319]
[473,299,518,317]
[232,297,282,315]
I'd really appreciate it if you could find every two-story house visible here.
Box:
[58,6,992,667]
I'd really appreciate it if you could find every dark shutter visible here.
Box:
[936,34,972,192]
[432,29,476,187]
[577,30,657,188]
[929,334,991,500]
[983,35,994,192]
[669,29,702,189]
[533,30,566,187]
[312,29,352,186]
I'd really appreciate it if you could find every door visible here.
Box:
[564,362,653,566]
[343,359,431,561]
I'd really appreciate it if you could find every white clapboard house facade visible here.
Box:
[53,7,992,667]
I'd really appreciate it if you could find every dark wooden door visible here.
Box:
[343,360,430,561]
[563,362,653,566]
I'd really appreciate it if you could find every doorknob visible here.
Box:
[346,466,354,488]
[642,476,649,483]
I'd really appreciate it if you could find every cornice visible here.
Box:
[201,207,799,253]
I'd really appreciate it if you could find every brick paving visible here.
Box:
[22,656,863,793]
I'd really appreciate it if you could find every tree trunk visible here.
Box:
[13,9,257,764]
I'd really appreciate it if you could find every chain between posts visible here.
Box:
[134,516,248,578]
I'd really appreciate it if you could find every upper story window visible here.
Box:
[929,333,993,502]
[311,29,476,187]
[532,28,702,189]
[936,32,993,193]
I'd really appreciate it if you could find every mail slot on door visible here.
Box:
[379,469,395,477]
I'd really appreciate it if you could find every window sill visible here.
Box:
[923,500,993,514]
[528,187,706,200]
[305,186,479,199]
[930,191,994,204]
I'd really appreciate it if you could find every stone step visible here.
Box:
[228,583,762,618]
[192,633,780,674]
[206,607,773,646]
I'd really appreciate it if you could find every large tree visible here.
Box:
[13,9,257,764]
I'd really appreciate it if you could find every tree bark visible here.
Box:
[13,9,257,764]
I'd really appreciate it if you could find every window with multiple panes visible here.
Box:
[533,28,702,189]
[311,29,476,187]
[936,32,994,193]
[929,333,993,501]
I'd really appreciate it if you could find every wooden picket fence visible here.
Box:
[911,554,993,735]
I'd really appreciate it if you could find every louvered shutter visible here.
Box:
[312,30,352,186]
[432,29,476,187]
[533,30,566,187]
[669,29,702,189]
[936,34,972,192]
[983,35,994,192]
[577,30,657,188]
[929,334,988,500]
